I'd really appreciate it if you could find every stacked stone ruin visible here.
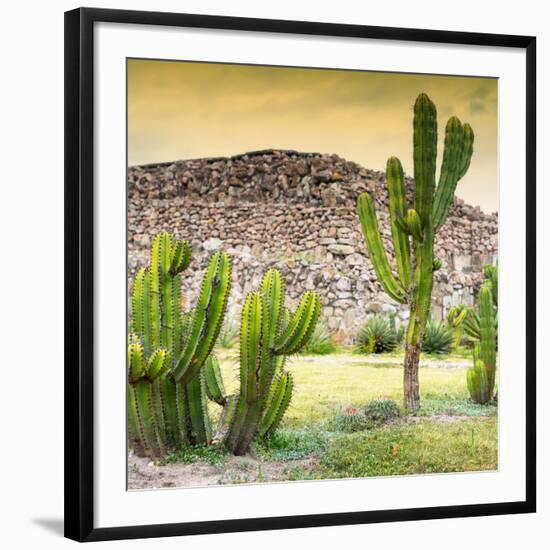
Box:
[128,149,498,343]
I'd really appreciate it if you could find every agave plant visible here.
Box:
[300,318,336,355]
[356,315,399,354]
[422,320,454,355]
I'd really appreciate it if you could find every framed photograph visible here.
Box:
[65,7,536,542]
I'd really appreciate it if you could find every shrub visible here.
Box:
[356,315,398,354]
[300,319,337,355]
[332,399,400,433]
[332,406,372,433]
[422,320,453,354]
[364,398,400,424]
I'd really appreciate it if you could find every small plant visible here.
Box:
[333,406,372,433]
[300,319,337,355]
[161,443,229,467]
[356,315,398,354]
[364,398,400,425]
[422,320,453,355]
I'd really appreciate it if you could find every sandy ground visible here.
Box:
[128,452,318,490]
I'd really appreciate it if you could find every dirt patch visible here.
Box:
[128,452,318,491]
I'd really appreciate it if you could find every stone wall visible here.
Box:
[128,149,498,343]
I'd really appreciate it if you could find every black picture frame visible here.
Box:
[65,7,537,543]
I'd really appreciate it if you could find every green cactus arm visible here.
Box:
[357,193,407,304]
[432,117,467,229]
[261,269,285,346]
[127,384,141,443]
[483,264,498,307]
[245,292,263,403]
[386,157,411,288]
[395,209,424,242]
[134,380,164,457]
[145,349,167,381]
[478,283,497,388]
[458,123,475,180]
[273,291,322,355]
[258,374,287,437]
[468,344,490,404]
[184,372,211,445]
[132,269,153,354]
[204,355,227,406]
[170,239,191,275]
[128,340,144,383]
[259,372,293,438]
[173,252,231,384]
[406,221,435,345]
[413,93,438,225]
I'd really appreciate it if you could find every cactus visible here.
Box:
[447,305,468,349]
[466,282,497,403]
[223,270,321,455]
[357,93,474,410]
[128,232,231,456]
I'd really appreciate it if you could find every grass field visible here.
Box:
[181,350,499,482]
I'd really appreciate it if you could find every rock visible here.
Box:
[127,149,498,345]
[327,244,355,256]
[203,237,222,251]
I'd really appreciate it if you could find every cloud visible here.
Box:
[470,99,486,114]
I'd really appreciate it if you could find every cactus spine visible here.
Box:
[128,232,231,456]
[224,270,321,455]
[357,93,474,410]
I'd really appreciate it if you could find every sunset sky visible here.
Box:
[128,59,498,213]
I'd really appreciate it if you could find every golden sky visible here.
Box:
[128,59,498,213]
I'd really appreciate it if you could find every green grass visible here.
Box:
[161,444,229,467]
[320,417,497,478]
[217,352,478,426]
[190,350,499,480]
[253,427,329,461]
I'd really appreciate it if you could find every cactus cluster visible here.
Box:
[465,266,498,404]
[128,234,320,457]
[223,270,321,455]
[356,93,474,410]
[127,232,231,457]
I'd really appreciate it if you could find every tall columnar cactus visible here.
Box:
[357,93,474,410]
[128,232,231,456]
[223,270,321,455]
[466,283,497,404]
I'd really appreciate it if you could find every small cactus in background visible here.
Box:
[128,232,231,456]
[356,93,474,410]
[447,305,468,349]
[224,270,321,455]
[466,278,498,404]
